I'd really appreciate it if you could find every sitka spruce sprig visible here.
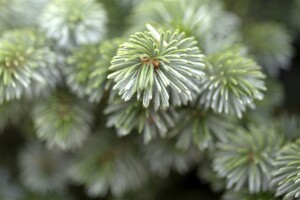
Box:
[129,0,240,54]
[19,141,70,194]
[0,29,58,103]
[70,129,148,197]
[108,28,206,110]
[32,92,93,150]
[213,124,284,193]
[169,107,236,150]
[105,98,178,143]
[271,140,300,199]
[39,0,107,48]
[65,38,123,103]
[198,47,266,118]
[242,22,293,77]
[222,190,278,200]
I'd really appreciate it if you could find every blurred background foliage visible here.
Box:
[1,0,300,199]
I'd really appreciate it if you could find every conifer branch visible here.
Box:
[272,140,300,199]
[213,124,284,193]
[39,0,107,47]
[65,38,123,102]
[32,92,93,150]
[108,29,205,110]
[0,29,59,102]
[198,47,266,118]
[105,98,178,143]
[70,130,148,197]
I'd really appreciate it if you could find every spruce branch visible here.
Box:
[170,107,236,150]
[223,190,278,200]
[108,29,205,110]
[271,140,300,199]
[143,139,198,177]
[32,92,93,150]
[69,130,148,197]
[65,38,123,102]
[0,0,48,29]
[105,98,178,143]
[129,0,240,54]
[198,47,266,118]
[0,29,59,103]
[39,0,107,48]
[243,22,293,77]
[213,124,284,193]
[19,141,70,194]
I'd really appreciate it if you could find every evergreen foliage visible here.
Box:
[69,130,148,197]
[245,80,283,124]
[65,38,123,102]
[108,29,205,110]
[170,107,235,150]
[129,0,240,54]
[222,190,277,200]
[242,22,293,77]
[0,0,299,199]
[198,47,266,118]
[143,139,198,177]
[0,29,59,102]
[213,124,284,193]
[0,0,47,29]
[105,98,178,143]
[39,0,107,47]
[272,140,300,199]
[19,141,70,193]
[32,92,93,150]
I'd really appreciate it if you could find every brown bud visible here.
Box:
[153,60,160,69]
[141,56,150,62]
